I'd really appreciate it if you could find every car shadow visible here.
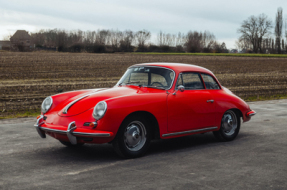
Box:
[26,132,250,163]
[148,132,249,155]
[149,133,217,154]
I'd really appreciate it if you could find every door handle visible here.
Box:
[207,100,214,103]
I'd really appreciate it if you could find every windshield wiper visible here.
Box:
[125,81,140,85]
[119,81,141,86]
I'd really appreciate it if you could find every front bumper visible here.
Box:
[34,115,113,144]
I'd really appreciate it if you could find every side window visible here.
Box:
[201,74,220,89]
[176,73,204,90]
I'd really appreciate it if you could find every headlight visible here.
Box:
[93,101,107,120]
[41,96,53,114]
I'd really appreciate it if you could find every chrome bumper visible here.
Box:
[35,115,46,138]
[34,115,110,145]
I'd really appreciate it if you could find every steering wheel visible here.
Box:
[150,82,164,87]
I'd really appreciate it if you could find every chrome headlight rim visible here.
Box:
[93,101,107,120]
[41,96,53,114]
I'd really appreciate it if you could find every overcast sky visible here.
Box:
[1,0,287,49]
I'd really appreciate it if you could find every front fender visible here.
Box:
[99,93,168,137]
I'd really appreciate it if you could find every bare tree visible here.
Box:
[235,38,252,52]
[275,7,283,53]
[110,30,122,51]
[57,30,68,51]
[157,31,169,46]
[202,31,216,52]
[135,30,151,51]
[175,32,186,47]
[238,14,272,53]
[185,31,203,52]
[220,42,227,51]
[185,31,219,53]
[119,30,134,52]
[95,30,110,45]
[157,31,163,46]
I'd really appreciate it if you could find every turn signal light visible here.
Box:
[37,115,41,119]
[89,122,97,128]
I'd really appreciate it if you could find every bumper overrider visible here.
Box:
[246,110,256,117]
[34,115,112,144]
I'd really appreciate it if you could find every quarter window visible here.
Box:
[201,74,220,89]
[176,73,204,90]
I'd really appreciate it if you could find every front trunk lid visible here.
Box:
[58,87,138,117]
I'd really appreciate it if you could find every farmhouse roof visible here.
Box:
[10,30,31,41]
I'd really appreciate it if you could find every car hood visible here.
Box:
[57,86,154,117]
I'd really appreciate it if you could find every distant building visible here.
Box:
[0,41,12,50]
[230,49,238,53]
[10,30,33,51]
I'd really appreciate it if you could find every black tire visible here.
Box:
[59,140,84,147]
[213,110,241,142]
[112,115,151,158]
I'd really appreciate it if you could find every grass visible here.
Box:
[134,52,287,58]
[244,94,287,102]
[0,110,40,120]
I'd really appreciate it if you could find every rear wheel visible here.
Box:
[112,116,151,158]
[59,140,84,147]
[213,110,240,141]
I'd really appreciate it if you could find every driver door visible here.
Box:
[167,72,216,133]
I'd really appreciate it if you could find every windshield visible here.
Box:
[116,66,175,90]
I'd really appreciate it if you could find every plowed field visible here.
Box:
[0,52,286,116]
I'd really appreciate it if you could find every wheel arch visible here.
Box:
[120,111,160,140]
[230,108,243,120]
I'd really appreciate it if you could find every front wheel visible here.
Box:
[112,116,151,158]
[213,110,241,142]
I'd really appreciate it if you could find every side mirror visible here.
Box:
[178,85,185,92]
[173,85,185,95]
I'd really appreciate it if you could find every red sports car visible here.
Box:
[35,63,256,158]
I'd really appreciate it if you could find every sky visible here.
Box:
[0,0,287,49]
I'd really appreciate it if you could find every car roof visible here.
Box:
[132,62,214,75]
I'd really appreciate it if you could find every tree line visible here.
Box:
[11,7,287,54]
[236,7,287,54]
[31,29,227,53]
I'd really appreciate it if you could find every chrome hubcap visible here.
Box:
[222,111,237,136]
[124,121,146,151]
